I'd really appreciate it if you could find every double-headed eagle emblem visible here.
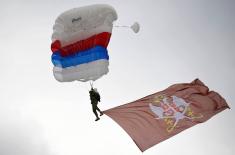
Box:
[149,95,203,132]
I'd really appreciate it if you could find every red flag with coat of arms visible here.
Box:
[104,79,230,152]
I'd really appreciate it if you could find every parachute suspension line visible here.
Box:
[114,25,130,28]
[89,81,94,89]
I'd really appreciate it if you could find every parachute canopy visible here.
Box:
[131,22,140,33]
[51,4,117,82]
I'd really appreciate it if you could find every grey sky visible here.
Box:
[0,0,234,155]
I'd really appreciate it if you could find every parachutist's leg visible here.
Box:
[92,104,100,121]
[96,106,103,116]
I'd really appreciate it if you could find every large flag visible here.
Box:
[104,79,230,152]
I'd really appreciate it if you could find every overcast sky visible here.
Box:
[0,0,234,155]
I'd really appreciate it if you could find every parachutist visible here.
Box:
[89,88,103,121]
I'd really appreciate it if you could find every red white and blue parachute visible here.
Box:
[51,4,118,82]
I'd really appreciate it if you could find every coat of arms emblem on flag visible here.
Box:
[149,95,203,132]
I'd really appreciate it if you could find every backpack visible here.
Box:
[94,91,100,102]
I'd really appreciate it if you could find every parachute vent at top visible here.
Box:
[50,4,118,82]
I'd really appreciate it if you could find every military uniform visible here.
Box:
[89,88,103,121]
